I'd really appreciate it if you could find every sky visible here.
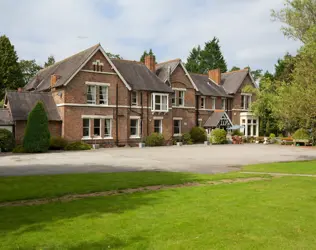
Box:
[0,0,301,73]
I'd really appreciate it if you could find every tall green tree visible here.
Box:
[140,49,156,63]
[19,59,42,85]
[230,66,241,71]
[244,67,263,82]
[272,0,316,42]
[23,101,50,153]
[44,55,55,68]
[186,37,227,74]
[0,35,24,100]
[106,52,122,59]
[274,53,296,82]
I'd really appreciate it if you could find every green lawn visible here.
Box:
[1,176,316,249]
[0,171,267,202]
[243,160,316,174]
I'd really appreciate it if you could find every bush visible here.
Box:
[182,132,193,145]
[269,133,276,139]
[0,129,15,152]
[210,129,227,144]
[12,145,26,153]
[23,101,50,153]
[49,136,68,150]
[190,127,207,143]
[65,141,92,151]
[232,130,243,136]
[292,128,310,140]
[145,133,165,147]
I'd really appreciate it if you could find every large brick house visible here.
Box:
[0,44,259,146]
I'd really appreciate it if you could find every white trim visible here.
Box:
[64,45,132,91]
[129,136,141,139]
[81,115,113,119]
[180,61,199,91]
[56,103,152,109]
[201,96,206,109]
[173,117,183,120]
[172,87,187,91]
[151,93,169,112]
[198,118,203,121]
[129,116,141,139]
[82,118,91,139]
[153,116,164,120]
[130,115,141,119]
[173,118,182,136]
[82,137,114,140]
[241,93,252,96]
[154,119,163,134]
[85,81,111,86]
[221,97,227,110]
[81,70,117,75]
[172,106,195,110]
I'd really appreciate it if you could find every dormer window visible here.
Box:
[92,60,104,72]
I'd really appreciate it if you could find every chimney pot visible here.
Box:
[208,69,221,85]
[145,55,156,72]
[17,88,22,92]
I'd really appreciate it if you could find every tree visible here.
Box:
[244,67,263,82]
[271,0,316,42]
[0,35,24,100]
[44,55,55,68]
[186,37,227,74]
[140,49,156,63]
[230,66,241,71]
[106,52,122,59]
[19,59,42,85]
[274,53,296,82]
[23,101,51,153]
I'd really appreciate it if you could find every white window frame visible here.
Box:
[130,117,141,138]
[151,93,169,112]
[198,118,203,127]
[92,60,104,72]
[201,96,206,109]
[99,86,109,105]
[154,119,163,134]
[178,91,185,107]
[82,118,91,139]
[221,98,226,110]
[211,97,216,110]
[93,118,101,138]
[171,91,176,106]
[241,93,252,110]
[131,91,138,106]
[104,118,112,138]
[87,85,96,104]
[173,118,182,136]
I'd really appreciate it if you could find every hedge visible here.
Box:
[0,129,15,152]
[65,141,92,151]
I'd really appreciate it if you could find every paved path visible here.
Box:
[1,144,316,176]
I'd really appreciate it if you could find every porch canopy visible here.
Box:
[204,111,233,129]
[227,125,244,131]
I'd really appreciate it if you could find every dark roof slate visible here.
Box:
[24,44,99,91]
[204,111,225,128]
[6,91,61,121]
[155,60,180,83]
[0,109,13,125]
[220,69,249,94]
[111,60,173,93]
[190,73,231,97]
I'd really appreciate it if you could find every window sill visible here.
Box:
[173,134,182,137]
[129,136,141,139]
[82,137,113,140]
[151,110,169,113]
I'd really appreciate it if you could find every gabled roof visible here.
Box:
[25,44,100,91]
[204,111,232,128]
[111,60,173,93]
[5,91,61,121]
[0,109,13,125]
[220,69,250,94]
[190,73,231,97]
[156,59,198,91]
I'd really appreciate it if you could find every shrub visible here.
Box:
[145,133,165,147]
[190,127,207,143]
[210,129,227,144]
[269,133,276,139]
[182,132,193,145]
[12,145,26,153]
[49,136,68,150]
[65,141,92,151]
[0,129,15,152]
[232,130,243,136]
[292,128,310,140]
[23,102,50,153]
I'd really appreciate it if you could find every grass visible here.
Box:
[0,171,269,202]
[243,160,316,174]
[1,176,316,249]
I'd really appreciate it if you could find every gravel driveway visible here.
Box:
[1,144,316,176]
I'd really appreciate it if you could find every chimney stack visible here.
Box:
[145,55,156,72]
[50,74,59,88]
[208,69,221,85]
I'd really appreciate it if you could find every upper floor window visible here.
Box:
[99,86,108,105]
[92,60,104,72]
[221,98,226,110]
[212,97,216,110]
[87,85,96,104]
[131,91,138,106]
[152,93,168,112]
[241,94,252,110]
[171,91,176,106]
[178,91,185,106]
[201,96,206,109]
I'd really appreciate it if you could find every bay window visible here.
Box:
[152,93,168,112]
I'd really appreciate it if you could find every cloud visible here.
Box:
[0,0,301,72]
